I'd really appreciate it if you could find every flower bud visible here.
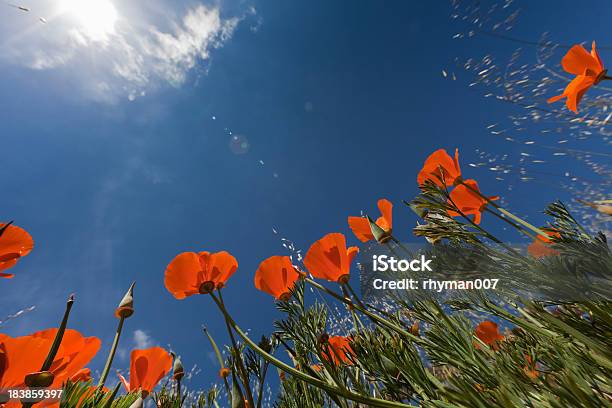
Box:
[24,371,54,387]
[219,367,231,379]
[115,282,135,319]
[367,216,391,244]
[171,352,184,381]
[380,355,399,377]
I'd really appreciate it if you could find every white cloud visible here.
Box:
[133,329,154,349]
[0,1,246,102]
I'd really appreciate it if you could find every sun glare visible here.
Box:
[59,0,118,41]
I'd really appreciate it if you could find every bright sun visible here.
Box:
[59,0,118,41]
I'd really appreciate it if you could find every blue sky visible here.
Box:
[1,0,610,395]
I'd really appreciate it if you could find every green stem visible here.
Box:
[98,316,125,388]
[176,378,182,405]
[256,361,269,408]
[216,290,255,407]
[209,293,412,408]
[41,295,75,371]
[202,326,232,403]
[483,207,537,240]
[102,382,121,408]
[341,285,363,332]
[344,282,366,310]
[457,179,550,239]
[305,278,426,346]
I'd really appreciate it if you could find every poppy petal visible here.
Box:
[561,44,601,76]
[377,199,393,230]
[347,217,374,242]
[164,252,202,299]
[209,251,238,288]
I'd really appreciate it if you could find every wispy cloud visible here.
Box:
[0,1,250,102]
[133,329,154,349]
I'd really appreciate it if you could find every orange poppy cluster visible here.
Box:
[0,222,176,404]
[418,149,498,224]
[548,41,608,113]
[0,329,97,407]
[2,139,561,396]
[164,232,360,301]
[0,328,173,406]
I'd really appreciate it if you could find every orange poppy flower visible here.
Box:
[348,199,393,243]
[548,41,608,113]
[417,148,462,187]
[447,179,499,224]
[118,347,172,397]
[30,329,101,387]
[304,233,358,284]
[0,328,99,391]
[164,251,238,299]
[474,320,504,348]
[254,255,301,301]
[527,229,561,258]
[322,336,355,366]
[0,222,34,278]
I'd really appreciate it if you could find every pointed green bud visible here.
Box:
[115,282,135,319]
[380,355,399,377]
[367,216,391,244]
[170,352,185,381]
[407,202,427,218]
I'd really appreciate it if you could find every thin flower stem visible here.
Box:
[40,295,74,371]
[21,296,76,408]
[98,315,125,389]
[256,361,269,408]
[216,290,256,407]
[483,207,537,240]
[304,278,426,346]
[457,179,550,239]
[344,282,366,310]
[202,326,232,402]
[209,293,412,408]
[340,285,364,332]
[176,378,181,405]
